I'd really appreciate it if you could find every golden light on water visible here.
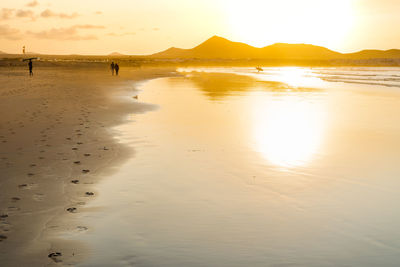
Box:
[252,95,325,168]
[277,67,310,87]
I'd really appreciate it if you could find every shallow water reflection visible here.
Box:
[77,69,400,267]
[252,95,326,168]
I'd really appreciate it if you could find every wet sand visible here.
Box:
[0,65,177,266]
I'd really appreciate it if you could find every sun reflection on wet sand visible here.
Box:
[78,69,400,267]
[252,94,326,168]
[277,67,310,86]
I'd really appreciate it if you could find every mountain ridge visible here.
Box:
[151,36,400,60]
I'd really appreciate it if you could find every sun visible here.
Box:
[221,0,355,50]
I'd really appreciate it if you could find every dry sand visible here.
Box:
[0,63,177,266]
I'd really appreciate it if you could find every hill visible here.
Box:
[151,36,400,60]
[109,52,125,56]
[346,49,400,60]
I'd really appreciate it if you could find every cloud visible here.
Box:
[26,1,39,7]
[75,24,105,29]
[40,9,79,19]
[0,8,15,20]
[27,24,105,40]
[16,9,35,20]
[138,27,160,32]
[107,32,136,37]
[58,12,79,19]
[94,11,102,15]
[0,24,22,40]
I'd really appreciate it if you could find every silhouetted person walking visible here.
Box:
[28,59,33,76]
[115,63,119,76]
[110,62,115,75]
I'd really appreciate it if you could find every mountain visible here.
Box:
[25,51,40,55]
[260,43,341,60]
[109,52,125,56]
[151,36,259,59]
[151,36,400,60]
[346,49,400,59]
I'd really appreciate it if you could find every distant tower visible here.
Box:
[23,46,26,54]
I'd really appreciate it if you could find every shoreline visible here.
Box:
[0,65,178,266]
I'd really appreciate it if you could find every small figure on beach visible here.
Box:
[28,59,33,76]
[115,63,120,76]
[110,61,115,75]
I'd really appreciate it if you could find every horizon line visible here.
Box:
[1,35,400,56]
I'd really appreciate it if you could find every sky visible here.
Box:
[1,0,400,55]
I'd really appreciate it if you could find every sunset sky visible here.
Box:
[1,0,399,55]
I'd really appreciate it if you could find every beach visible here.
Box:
[1,65,400,266]
[1,0,400,265]
[0,64,177,266]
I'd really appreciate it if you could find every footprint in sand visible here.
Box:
[73,161,81,165]
[72,148,78,151]
[48,252,62,263]
[27,173,35,176]
[71,180,79,184]
[82,169,90,173]
[66,207,77,213]
[0,235,7,242]
[85,192,94,196]
[84,153,91,157]
[77,226,88,232]
[18,183,37,190]
[33,194,45,201]
[11,197,21,202]
[0,220,11,232]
